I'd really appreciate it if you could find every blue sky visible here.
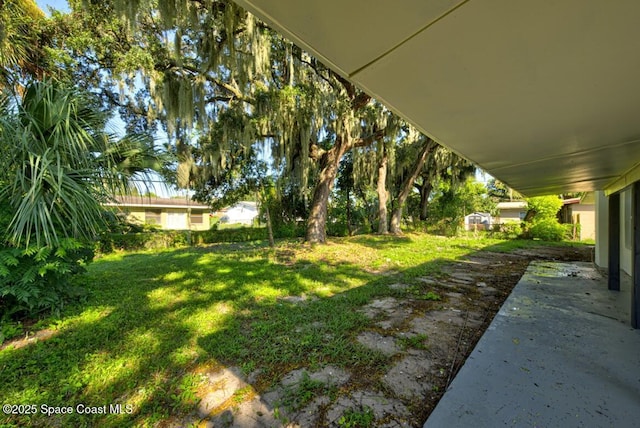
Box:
[35,0,69,15]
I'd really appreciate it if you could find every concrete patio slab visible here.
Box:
[424,261,640,428]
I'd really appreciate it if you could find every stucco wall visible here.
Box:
[125,209,145,225]
[122,208,209,231]
[572,204,596,241]
[595,188,633,275]
[497,208,525,223]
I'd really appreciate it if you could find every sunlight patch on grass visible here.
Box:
[180,304,235,336]
[56,306,115,331]
[147,287,201,310]
[312,284,336,298]
[170,345,201,366]
[163,271,186,281]
[83,352,142,396]
[126,330,161,354]
[252,285,286,302]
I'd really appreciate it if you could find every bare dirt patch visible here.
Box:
[187,245,594,427]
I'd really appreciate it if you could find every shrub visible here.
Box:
[97,231,192,253]
[0,239,93,321]
[492,222,522,239]
[193,227,268,244]
[527,219,565,241]
[272,222,306,239]
[526,196,563,220]
[327,221,350,237]
[563,223,581,241]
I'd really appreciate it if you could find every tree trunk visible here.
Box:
[264,201,275,247]
[256,189,275,247]
[377,152,389,234]
[390,138,436,234]
[419,180,433,221]
[346,187,353,236]
[306,138,349,244]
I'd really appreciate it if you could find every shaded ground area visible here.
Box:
[184,245,594,427]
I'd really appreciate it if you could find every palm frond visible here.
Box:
[0,80,170,247]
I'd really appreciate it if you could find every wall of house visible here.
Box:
[497,208,524,223]
[597,189,634,276]
[125,209,145,225]
[121,208,210,230]
[594,188,639,328]
[572,204,596,241]
[189,209,210,231]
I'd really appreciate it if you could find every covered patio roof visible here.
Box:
[233,0,640,196]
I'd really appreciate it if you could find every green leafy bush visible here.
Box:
[97,231,191,253]
[194,227,268,244]
[0,320,23,344]
[271,222,306,239]
[327,221,350,237]
[492,222,523,239]
[0,239,93,321]
[563,223,581,240]
[98,227,273,253]
[527,219,565,241]
[526,196,563,220]
[0,81,167,325]
[522,196,565,241]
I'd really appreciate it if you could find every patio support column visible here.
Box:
[633,183,640,328]
[608,193,620,291]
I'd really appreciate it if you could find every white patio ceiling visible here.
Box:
[233,0,640,196]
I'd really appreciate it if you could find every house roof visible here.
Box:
[562,198,582,206]
[233,0,640,196]
[466,212,492,217]
[496,201,527,210]
[105,196,210,210]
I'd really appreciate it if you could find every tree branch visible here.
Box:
[309,138,327,161]
[163,59,247,101]
[354,127,387,148]
[299,56,338,90]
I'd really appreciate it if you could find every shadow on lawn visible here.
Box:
[0,238,579,427]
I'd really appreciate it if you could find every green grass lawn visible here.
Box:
[0,234,587,426]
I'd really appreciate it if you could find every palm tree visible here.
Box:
[0,79,165,247]
[0,0,47,90]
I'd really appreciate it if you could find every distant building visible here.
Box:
[493,194,595,241]
[215,201,259,225]
[464,212,493,231]
[495,201,528,223]
[105,196,211,231]
[559,193,596,241]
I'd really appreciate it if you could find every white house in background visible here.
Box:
[464,212,493,231]
[217,201,259,225]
